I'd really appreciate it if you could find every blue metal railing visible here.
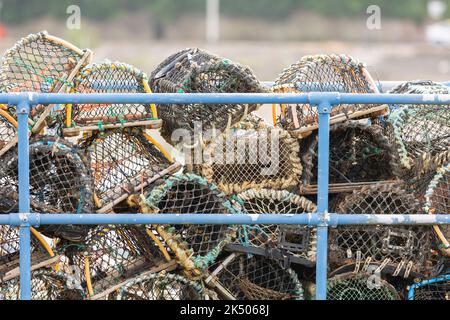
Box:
[0,91,449,300]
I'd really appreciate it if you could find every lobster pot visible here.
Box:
[424,163,450,256]
[0,137,94,242]
[80,128,177,213]
[149,48,266,145]
[233,189,317,265]
[200,121,302,195]
[116,273,206,300]
[0,31,91,120]
[301,122,401,191]
[0,269,84,300]
[208,253,304,300]
[142,174,239,270]
[386,83,450,170]
[329,185,432,276]
[0,110,17,150]
[272,54,383,135]
[61,225,169,298]
[410,276,449,300]
[63,62,160,136]
[327,272,400,300]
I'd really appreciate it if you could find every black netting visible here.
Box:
[141,174,238,270]
[273,54,382,133]
[0,137,94,242]
[411,276,449,300]
[302,122,401,187]
[329,185,432,276]
[149,48,266,144]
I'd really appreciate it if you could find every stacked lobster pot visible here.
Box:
[0,32,448,300]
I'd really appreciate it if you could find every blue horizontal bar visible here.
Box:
[0,213,448,226]
[1,92,450,106]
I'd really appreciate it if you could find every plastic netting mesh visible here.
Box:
[199,119,302,195]
[330,185,432,276]
[327,272,399,300]
[60,225,167,297]
[387,84,450,169]
[233,189,317,264]
[116,272,206,300]
[302,122,401,187]
[141,174,239,271]
[410,276,449,300]
[273,54,381,132]
[424,163,450,255]
[80,128,174,212]
[65,62,157,130]
[149,48,266,144]
[0,137,94,242]
[0,31,88,120]
[0,269,85,300]
[208,253,304,300]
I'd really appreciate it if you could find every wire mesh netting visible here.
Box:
[329,185,432,276]
[0,110,17,151]
[424,163,450,256]
[301,121,401,188]
[0,31,90,121]
[0,137,94,242]
[79,128,175,212]
[387,84,450,169]
[0,269,85,300]
[327,272,400,300]
[199,117,302,194]
[63,62,158,134]
[116,272,206,300]
[149,48,267,145]
[141,174,239,271]
[273,54,383,133]
[410,275,449,300]
[60,224,169,298]
[208,253,304,300]
[232,189,317,265]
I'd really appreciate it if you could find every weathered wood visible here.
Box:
[298,180,403,195]
[0,254,60,283]
[63,119,162,137]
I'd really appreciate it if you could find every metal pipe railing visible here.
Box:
[0,91,449,300]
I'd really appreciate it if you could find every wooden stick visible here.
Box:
[96,162,182,213]
[63,119,162,137]
[75,113,157,125]
[292,104,389,137]
[88,260,178,300]
[299,180,403,195]
[0,255,61,283]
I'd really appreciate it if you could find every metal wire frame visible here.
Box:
[408,274,449,300]
[0,91,449,301]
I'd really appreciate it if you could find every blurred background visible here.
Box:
[0,0,449,82]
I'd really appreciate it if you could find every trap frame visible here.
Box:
[63,61,161,137]
[0,136,94,242]
[330,184,432,277]
[272,54,385,137]
[230,188,317,267]
[0,31,93,157]
[206,253,304,300]
[149,48,266,145]
[79,128,180,213]
[408,274,449,300]
[300,121,402,194]
[140,173,240,273]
